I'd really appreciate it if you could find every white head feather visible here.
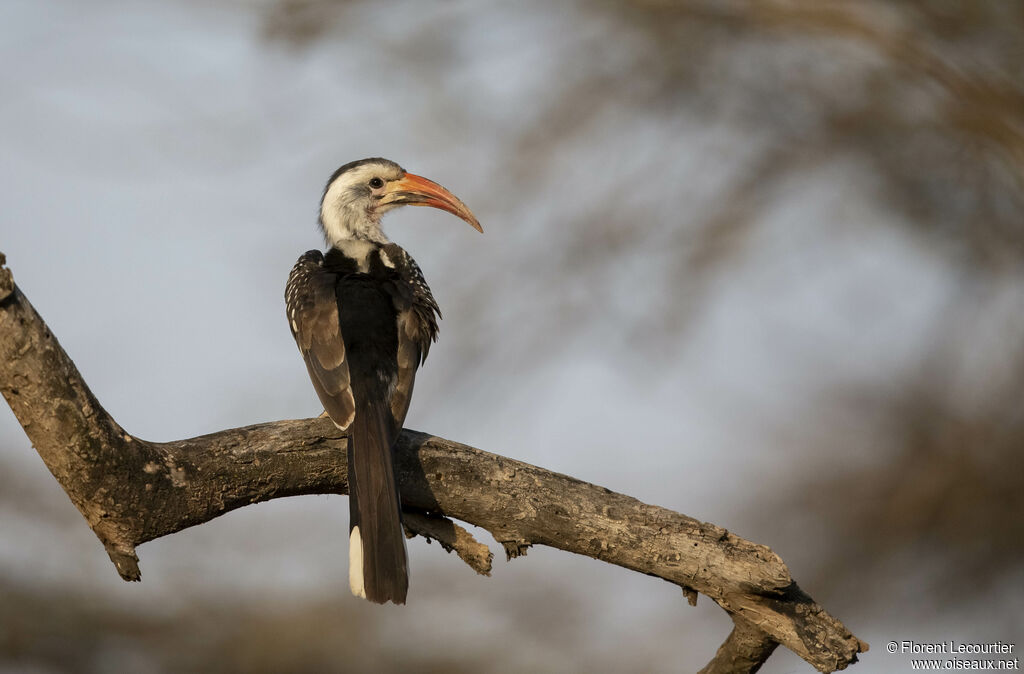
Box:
[319,159,405,248]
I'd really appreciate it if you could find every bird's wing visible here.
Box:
[388,308,420,434]
[381,243,439,432]
[286,250,355,429]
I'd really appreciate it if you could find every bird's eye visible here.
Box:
[369,177,384,189]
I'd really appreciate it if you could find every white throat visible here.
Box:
[334,239,379,272]
[320,178,390,248]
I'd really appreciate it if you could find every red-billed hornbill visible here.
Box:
[285,158,480,604]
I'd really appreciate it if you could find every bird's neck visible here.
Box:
[321,202,390,250]
[331,238,384,272]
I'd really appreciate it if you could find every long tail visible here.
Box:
[347,396,408,604]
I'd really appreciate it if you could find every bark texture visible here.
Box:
[699,615,780,674]
[0,254,867,672]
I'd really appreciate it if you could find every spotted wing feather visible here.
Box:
[382,243,440,431]
[286,250,355,429]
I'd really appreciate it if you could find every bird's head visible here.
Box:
[318,157,482,248]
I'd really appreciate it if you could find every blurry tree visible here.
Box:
[263,0,1024,595]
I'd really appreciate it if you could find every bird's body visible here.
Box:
[285,158,479,604]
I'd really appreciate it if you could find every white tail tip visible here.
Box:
[349,525,366,599]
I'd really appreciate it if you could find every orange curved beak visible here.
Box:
[385,173,482,232]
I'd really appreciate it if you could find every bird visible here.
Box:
[285,158,481,604]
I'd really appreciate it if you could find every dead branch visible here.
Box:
[0,254,866,672]
[699,614,780,674]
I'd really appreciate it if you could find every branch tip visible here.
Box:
[106,546,141,582]
[500,539,531,560]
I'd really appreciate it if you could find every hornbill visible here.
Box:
[285,158,481,604]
